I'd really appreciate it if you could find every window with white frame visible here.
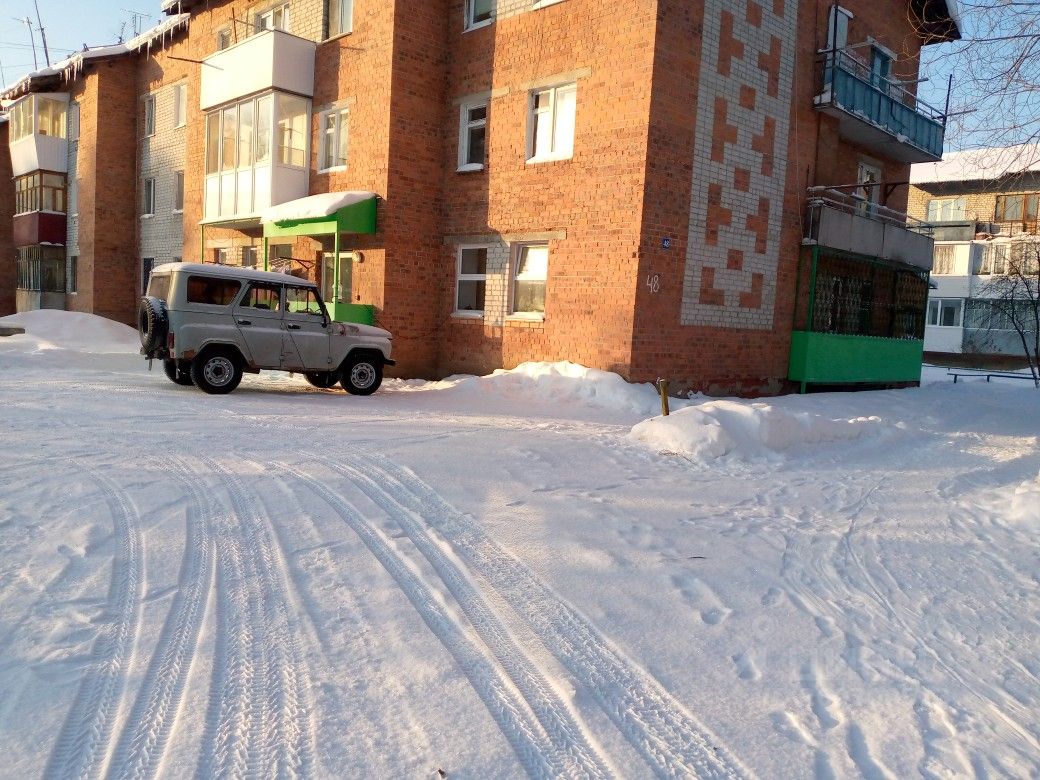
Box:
[327,0,353,37]
[528,83,576,162]
[173,83,187,128]
[466,0,493,28]
[256,3,290,32]
[926,197,966,222]
[458,101,487,170]
[217,28,232,50]
[932,244,955,274]
[320,107,350,171]
[242,246,259,268]
[512,244,548,315]
[144,95,156,137]
[142,177,156,216]
[173,171,185,212]
[456,247,488,314]
[927,298,962,327]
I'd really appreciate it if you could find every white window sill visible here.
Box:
[456,163,485,173]
[526,154,572,165]
[141,214,154,220]
[318,165,348,174]
[451,311,484,319]
[464,18,492,33]
[172,209,184,215]
[174,123,186,130]
[506,313,545,322]
[324,30,354,43]
[532,0,567,9]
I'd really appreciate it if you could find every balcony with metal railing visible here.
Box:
[814,49,946,164]
[804,186,935,271]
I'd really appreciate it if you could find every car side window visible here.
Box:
[186,275,241,306]
[285,286,324,316]
[242,282,282,311]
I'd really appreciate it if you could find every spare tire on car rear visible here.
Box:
[138,296,168,353]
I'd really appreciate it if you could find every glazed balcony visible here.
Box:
[814,50,946,164]
[804,187,934,271]
[7,93,69,177]
[200,29,315,111]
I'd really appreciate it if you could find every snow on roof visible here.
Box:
[0,14,189,100]
[261,192,377,224]
[910,143,1040,185]
[152,262,319,286]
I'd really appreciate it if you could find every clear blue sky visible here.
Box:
[0,0,166,87]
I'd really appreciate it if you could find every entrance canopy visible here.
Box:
[261,191,377,238]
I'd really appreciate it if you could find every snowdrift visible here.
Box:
[629,399,883,460]
[0,310,140,354]
[390,361,669,417]
[1010,471,1040,525]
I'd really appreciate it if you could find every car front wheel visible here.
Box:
[191,350,243,395]
[340,355,383,396]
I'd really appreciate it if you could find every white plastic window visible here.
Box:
[328,0,353,37]
[466,0,493,28]
[320,108,350,171]
[512,244,548,315]
[458,101,487,170]
[456,247,488,314]
[529,84,575,162]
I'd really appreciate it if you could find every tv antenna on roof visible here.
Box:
[121,8,151,39]
[32,1,51,67]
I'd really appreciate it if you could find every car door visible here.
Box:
[282,284,332,372]
[233,282,291,369]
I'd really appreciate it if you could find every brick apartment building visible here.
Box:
[1,0,960,393]
[909,145,1040,360]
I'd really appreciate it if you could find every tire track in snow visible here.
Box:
[106,459,215,780]
[194,458,315,779]
[340,453,752,779]
[315,460,614,778]
[279,464,562,778]
[45,470,144,780]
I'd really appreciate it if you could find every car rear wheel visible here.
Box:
[340,355,383,396]
[163,359,194,386]
[190,350,243,395]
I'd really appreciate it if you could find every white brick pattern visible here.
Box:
[681,0,798,330]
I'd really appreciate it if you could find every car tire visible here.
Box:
[138,296,168,353]
[340,354,383,396]
[305,371,339,389]
[190,349,243,395]
[163,359,194,386]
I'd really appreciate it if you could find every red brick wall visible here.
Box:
[0,122,14,317]
[436,0,657,378]
[69,59,141,325]
[630,0,933,395]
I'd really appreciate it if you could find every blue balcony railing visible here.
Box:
[816,50,946,163]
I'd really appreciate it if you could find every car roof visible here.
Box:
[153,262,318,288]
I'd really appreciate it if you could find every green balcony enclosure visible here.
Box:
[815,50,946,163]
[789,246,929,391]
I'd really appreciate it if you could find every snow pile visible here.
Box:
[391,361,670,417]
[261,192,375,224]
[1010,471,1040,525]
[0,310,139,354]
[629,399,883,460]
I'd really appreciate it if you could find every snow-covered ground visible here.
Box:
[1,310,1038,779]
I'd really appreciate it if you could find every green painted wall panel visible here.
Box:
[788,331,924,384]
[329,302,375,325]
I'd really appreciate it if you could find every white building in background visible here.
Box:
[910,145,1040,359]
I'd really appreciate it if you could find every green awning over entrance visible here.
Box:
[261,191,378,238]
